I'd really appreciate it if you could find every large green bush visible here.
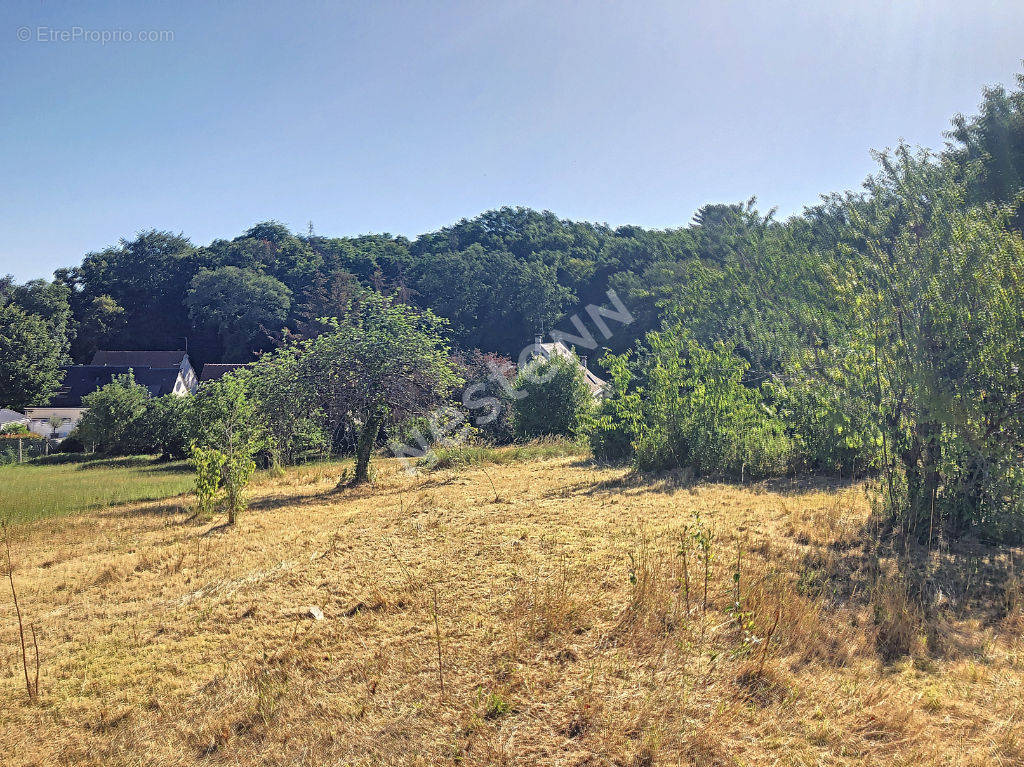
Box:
[73,372,193,459]
[77,372,152,454]
[591,321,792,479]
[512,354,593,441]
[766,347,883,475]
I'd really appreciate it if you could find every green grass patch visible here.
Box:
[0,454,194,525]
[418,439,589,471]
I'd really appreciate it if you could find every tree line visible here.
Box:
[3,72,1024,541]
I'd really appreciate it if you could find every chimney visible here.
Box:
[580,355,588,369]
[534,334,543,346]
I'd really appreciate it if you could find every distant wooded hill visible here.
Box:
[2,72,1023,404]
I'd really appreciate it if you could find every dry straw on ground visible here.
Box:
[2,454,1023,766]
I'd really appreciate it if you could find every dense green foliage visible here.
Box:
[512,354,592,441]
[5,72,1024,540]
[837,149,1024,540]
[73,372,191,459]
[0,278,72,410]
[591,322,792,478]
[280,292,462,483]
[185,266,292,361]
[77,372,151,454]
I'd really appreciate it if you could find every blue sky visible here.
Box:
[2,0,1022,281]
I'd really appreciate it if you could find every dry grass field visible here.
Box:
[2,452,1023,766]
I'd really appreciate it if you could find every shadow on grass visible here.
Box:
[23,453,93,466]
[533,461,1022,661]
[97,494,192,520]
[818,527,1024,628]
[246,489,334,514]
[544,460,867,500]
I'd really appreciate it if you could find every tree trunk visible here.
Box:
[900,420,942,543]
[352,411,385,485]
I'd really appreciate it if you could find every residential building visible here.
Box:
[528,337,608,399]
[199,362,250,383]
[25,351,199,440]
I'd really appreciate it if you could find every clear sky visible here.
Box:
[2,0,1022,281]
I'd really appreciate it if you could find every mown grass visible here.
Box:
[2,456,1021,766]
[0,454,193,525]
[417,438,589,470]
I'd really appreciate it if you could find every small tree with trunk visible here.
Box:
[301,291,462,486]
[190,375,262,524]
[46,415,63,439]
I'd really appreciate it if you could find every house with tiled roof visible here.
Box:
[199,363,250,383]
[24,351,199,440]
[90,350,199,392]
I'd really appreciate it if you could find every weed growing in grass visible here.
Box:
[871,573,924,662]
[532,555,590,641]
[432,587,445,699]
[483,691,511,720]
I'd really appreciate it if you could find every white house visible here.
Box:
[528,337,609,399]
[90,350,199,393]
[25,350,198,440]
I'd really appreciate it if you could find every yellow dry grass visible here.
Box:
[2,455,1023,766]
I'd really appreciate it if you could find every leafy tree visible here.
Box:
[190,375,263,523]
[299,292,462,484]
[202,220,323,297]
[0,303,67,411]
[836,146,1024,539]
[140,394,193,459]
[60,231,196,359]
[77,372,152,453]
[512,353,593,441]
[68,294,125,364]
[0,278,73,352]
[235,348,330,466]
[944,73,1024,208]
[454,349,517,445]
[185,266,292,362]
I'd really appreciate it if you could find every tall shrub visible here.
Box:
[190,376,263,524]
[512,354,592,441]
[591,321,792,479]
[77,372,151,453]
